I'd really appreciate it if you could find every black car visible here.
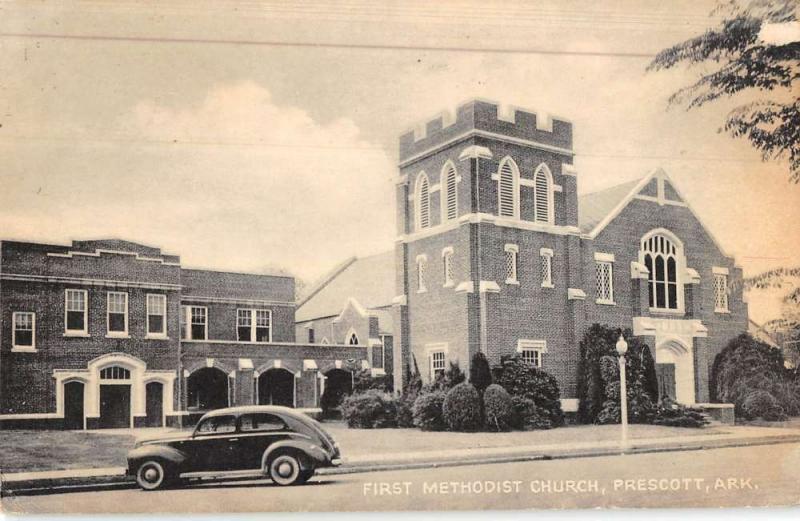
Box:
[127,405,341,490]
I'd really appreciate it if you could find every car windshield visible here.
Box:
[195,415,236,434]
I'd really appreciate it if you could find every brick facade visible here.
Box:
[0,239,368,429]
[393,100,749,408]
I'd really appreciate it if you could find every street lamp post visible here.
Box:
[616,334,629,450]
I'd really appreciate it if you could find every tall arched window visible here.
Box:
[346,329,359,345]
[497,156,519,218]
[415,172,431,230]
[533,163,553,224]
[640,231,684,311]
[441,161,458,221]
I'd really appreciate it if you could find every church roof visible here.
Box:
[296,250,395,323]
[578,178,645,234]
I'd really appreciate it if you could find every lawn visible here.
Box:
[0,421,727,475]
[0,430,137,473]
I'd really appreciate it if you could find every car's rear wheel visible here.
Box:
[268,453,303,486]
[135,459,169,491]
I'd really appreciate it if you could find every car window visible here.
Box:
[195,415,237,434]
[240,413,286,432]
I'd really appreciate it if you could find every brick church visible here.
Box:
[389,99,748,411]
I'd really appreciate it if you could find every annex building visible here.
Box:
[305,100,749,411]
[0,239,370,429]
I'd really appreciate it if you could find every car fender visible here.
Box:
[127,444,187,468]
[261,440,329,471]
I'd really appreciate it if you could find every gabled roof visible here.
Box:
[578,178,645,234]
[296,251,395,323]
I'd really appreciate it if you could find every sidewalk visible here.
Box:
[3,424,800,495]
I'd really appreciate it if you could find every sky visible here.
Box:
[1,0,798,323]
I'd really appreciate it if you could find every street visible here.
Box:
[4,443,800,513]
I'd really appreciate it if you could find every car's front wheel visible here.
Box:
[268,453,304,486]
[135,459,169,491]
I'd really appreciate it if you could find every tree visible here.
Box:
[469,352,493,393]
[648,0,800,181]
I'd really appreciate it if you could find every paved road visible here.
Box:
[4,443,800,513]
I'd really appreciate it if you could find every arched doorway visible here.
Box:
[63,381,85,430]
[187,367,229,411]
[99,365,132,429]
[656,339,695,404]
[258,368,295,407]
[145,381,164,427]
[320,368,353,418]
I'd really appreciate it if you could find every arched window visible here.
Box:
[415,172,431,230]
[533,163,553,224]
[441,161,458,221]
[641,231,684,311]
[347,330,359,345]
[100,366,130,380]
[497,157,519,218]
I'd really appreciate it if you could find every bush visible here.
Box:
[595,358,657,424]
[442,382,482,432]
[470,352,493,394]
[510,395,553,430]
[353,369,393,393]
[577,324,658,424]
[396,369,422,428]
[651,399,708,428]
[412,391,447,431]
[493,356,564,427]
[483,384,513,432]
[742,390,787,421]
[340,389,397,429]
[427,361,466,392]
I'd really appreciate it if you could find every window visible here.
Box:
[442,161,458,221]
[540,249,553,288]
[348,331,359,345]
[497,157,519,218]
[714,269,729,312]
[372,339,385,369]
[308,327,315,343]
[518,340,546,368]
[100,366,131,379]
[12,312,35,350]
[185,306,207,340]
[65,289,88,334]
[196,415,236,434]
[107,292,128,335]
[505,244,518,284]
[430,351,446,380]
[240,413,286,432]
[442,248,454,287]
[595,260,614,304]
[415,172,431,230]
[238,309,272,342]
[533,163,553,223]
[641,233,682,310]
[146,294,167,337]
[417,256,427,292]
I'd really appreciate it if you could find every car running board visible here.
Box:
[180,469,265,481]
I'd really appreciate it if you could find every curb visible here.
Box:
[4,433,800,496]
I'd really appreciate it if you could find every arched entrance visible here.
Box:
[258,368,295,407]
[187,367,229,411]
[655,339,695,404]
[63,381,85,430]
[145,381,164,427]
[320,368,353,417]
[99,365,132,429]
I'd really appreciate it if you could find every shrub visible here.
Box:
[396,369,423,428]
[470,352,493,394]
[340,389,397,429]
[493,356,564,426]
[427,362,466,392]
[576,324,658,424]
[442,382,482,432]
[412,391,447,431]
[483,384,513,432]
[742,390,786,421]
[651,399,708,428]
[510,395,553,430]
[353,369,393,393]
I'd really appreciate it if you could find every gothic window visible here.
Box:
[533,163,553,224]
[442,161,458,221]
[641,232,682,310]
[415,172,431,230]
[497,157,519,218]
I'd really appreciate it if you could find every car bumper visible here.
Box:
[331,457,342,466]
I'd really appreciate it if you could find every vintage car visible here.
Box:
[127,405,341,490]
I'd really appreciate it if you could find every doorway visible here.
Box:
[145,381,164,427]
[99,385,131,428]
[63,381,85,430]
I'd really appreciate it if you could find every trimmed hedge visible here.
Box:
[483,384,513,432]
[442,382,482,432]
[470,352,493,394]
[493,355,564,427]
[412,391,447,431]
[742,389,786,421]
[510,395,553,430]
[340,390,397,429]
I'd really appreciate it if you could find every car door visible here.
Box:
[184,415,240,472]
[235,413,292,470]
